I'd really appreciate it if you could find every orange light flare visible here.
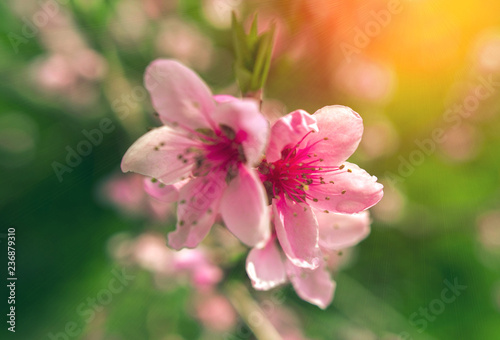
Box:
[269,0,500,76]
[325,0,500,75]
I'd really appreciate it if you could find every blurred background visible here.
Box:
[1,0,500,339]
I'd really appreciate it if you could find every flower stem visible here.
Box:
[225,281,282,340]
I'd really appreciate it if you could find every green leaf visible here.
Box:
[231,13,276,97]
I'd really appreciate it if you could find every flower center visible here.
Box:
[258,135,339,204]
[191,125,246,181]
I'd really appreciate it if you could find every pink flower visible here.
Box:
[257,107,383,269]
[172,248,223,290]
[246,211,371,309]
[100,172,172,221]
[195,294,237,332]
[121,59,270,250]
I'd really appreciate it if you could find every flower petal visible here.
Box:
[316,210,371,250]
[213,94,237,103]
[144,177,188,202]
[167,172,226,250]
[304,105,363,165]
[121,126,198,185]
[211,99,269,166]
[144,59,215,129]
[246,239,287,290]
[220,165,270,247]
[267,110,318,163]
[273,197,321,269]
[307,162,383,214]
[286,259,336,309]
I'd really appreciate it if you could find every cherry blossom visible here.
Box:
[257,107,383,269]
[122,59,270,250]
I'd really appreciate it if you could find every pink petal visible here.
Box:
[286,259,336,309]
[144,59,215,129]
[144,177,188,202]
[307,162,384,214]
[147,198,173,221]
[220,165,270,247]
[211,99,269,166]
[196,294,237,332]
[246,239,287,290]
[304,105,363,165]
[191,264,223,289]
[273,198,321,269]
[167,172,226,250]
[172,248,209,271]
[121,126,198,184]
[316,210,371,250]
[213,94,237,103]
[267,110,319,163]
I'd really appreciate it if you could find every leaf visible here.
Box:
[231,13,276,96]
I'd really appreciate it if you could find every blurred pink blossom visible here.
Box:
[155,19,213,71]
[108,232,223,291]
[142,0,177,19]
[173,249,223,290]
[29,9,107,107]
[359,120,399,160]
[195,294,237,332]
[474,30,500,73]
[334,58,395,102]
[133,233,174,275]
[100,172,172,221]
[439,124,482,162]
[477,210,500,251]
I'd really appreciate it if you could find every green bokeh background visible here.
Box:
[1,0,500,339]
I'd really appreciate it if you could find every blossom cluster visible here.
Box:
[121,59,383,308]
